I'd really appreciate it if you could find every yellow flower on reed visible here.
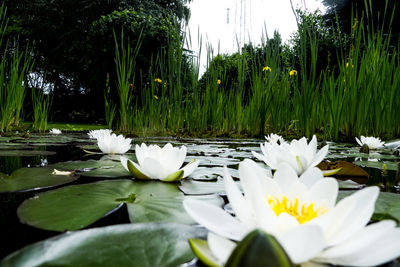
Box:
[154,95,159,100]
[289,70,298,76]
[154,78,162,83]
[217,79,221,85]
[263,66,271,72]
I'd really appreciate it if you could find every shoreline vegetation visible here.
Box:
[0,2,399,142]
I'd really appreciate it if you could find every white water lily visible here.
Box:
[88,129,113,139]
[184,159,400,266]
[265,133,286,145]
[49,128,61,135]
[356,136,385,149]
[95,131,131,154]
[252,135,328,175]
[120,143,199,182]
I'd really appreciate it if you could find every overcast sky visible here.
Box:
[186,0,327,74]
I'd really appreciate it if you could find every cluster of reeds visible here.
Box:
[0,5,34,133]
[111,6,399,140]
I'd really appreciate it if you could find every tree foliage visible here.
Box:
[2,0,191,122]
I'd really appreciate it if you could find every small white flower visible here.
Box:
[184,159,400,266]
[265,133,286,145]
[88,129,113,139]
[120,143,199,182]
[356,136,385,149]
[95,132,131,154]
[252,135,328,175]
[49,128,61,135]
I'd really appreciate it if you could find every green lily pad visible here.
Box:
[0,166,78,193]
[338,191,400,223]
[189,167,239,181]
[18,179,223,231]
[353,161,399,171]
[1,223,206,267]
[0,150,56,157]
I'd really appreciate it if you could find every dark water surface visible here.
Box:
[0,133,399,263]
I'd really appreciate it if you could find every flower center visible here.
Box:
[267,196,327,224]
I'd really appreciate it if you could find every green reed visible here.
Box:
[108,3,400,140]
[0,5,33,132]
[32,87,52,132]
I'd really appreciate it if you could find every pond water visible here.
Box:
[0,132,399,265]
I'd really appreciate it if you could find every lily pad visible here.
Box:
[1,223,206,267]
[189,167,239,181]
[0,166,78,193]
[0,150,56,157]
[18,179,223,231]
[338,191,400,223]
[353,161,399,171]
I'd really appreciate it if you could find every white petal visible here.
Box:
[180,159,200,178]
[252,151,266,162]
[274,163,299,194]
[135,144,146,166]
[355,137,362,146]
[307,178,338,209]
[277,224,325,264]
[299,167,324,188]
[120,156,129,172]
[309,145,329,168]
[141,157,168,179]
[208,232,236,265]
[317,220,400,266]
[224,166,255,226]
[276,212,300,232]
[183,199,247,241]
[325,187,379,246]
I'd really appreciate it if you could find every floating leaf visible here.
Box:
[318,161,369,177]
[353,161,399,171]
[1,223,206,267]
[180,179,227,195]
[18,179,222,231]
[0,150,56,157]
[0,166,78,193]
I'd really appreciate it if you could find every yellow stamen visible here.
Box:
[267,196,327,224]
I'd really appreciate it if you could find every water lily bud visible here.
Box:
[360,144,370,153]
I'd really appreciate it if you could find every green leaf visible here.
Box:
[225,229,294,267]
[127,160,151,180]
[189,238,220,267]
[1,223,207,267]
[0,150,56,156]
[18,179,223,231]
[163,170,184,182]
[353,161,398,171]
[318,161,369,177]
[0,166,78,193]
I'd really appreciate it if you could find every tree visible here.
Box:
[3,0,191,122]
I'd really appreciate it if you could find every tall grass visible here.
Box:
[32,87,52,132]
[111,5,400,140]
[0,5,33,132]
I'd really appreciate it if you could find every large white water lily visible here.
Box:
[184,159,400,266]
[265,133,287,145]
[92,131,131,154]
[120,143,199,182]
[252,135,328,175]
[356,136,385,149]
